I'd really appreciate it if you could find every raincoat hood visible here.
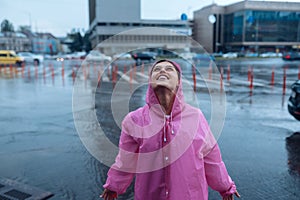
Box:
[146,59,185,117]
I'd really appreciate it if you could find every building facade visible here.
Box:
[0,30,60,55]
[31,33,59,55]
[193,1,300,53]
[0,32,31,52]
[88,0,192,55]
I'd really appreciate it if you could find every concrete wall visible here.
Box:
[95,0,141,23]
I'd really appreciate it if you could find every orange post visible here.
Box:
[72,67,76,84]
[9,64,13,78]
[141,63,144,74]
[21,63,25,78]
[62,62,65,86]
[27,64,31,79]
[83,64,87,80]
[51,64,55,85]
[43,66,46,84]
[220,66,224,93]
[130,66,133,93]
[97,71,101,88]
[62,62,65,77]
[192,66,196,92]
[14,67,18,78]
[283,67,287,95]
[87,63,90,79]
[227,64,230,81]
[123,65,127,74]
[133,63,137,80]
[249,69,254,96]
[271,66,275,86]
[112,65,118,88]
[3,64,7,75]
[248,66,251,81]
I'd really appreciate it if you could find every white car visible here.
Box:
[222,52,238,58]
[179,52,197,61]
[85,50,112,62]
[259,52,280,58]
[113,53,133,60]
[18,52,44,65]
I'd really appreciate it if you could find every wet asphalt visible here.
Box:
[0,58,299,200]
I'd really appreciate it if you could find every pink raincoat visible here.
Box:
[103,60,237,200]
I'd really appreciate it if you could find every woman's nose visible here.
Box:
[159,68,167,73]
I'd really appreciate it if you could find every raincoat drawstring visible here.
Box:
[164,113,174,143]
[163,115,167,142]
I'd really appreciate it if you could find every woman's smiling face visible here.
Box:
[150,61,179,93]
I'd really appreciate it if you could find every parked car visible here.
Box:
[0,50,24,66]
[69,51,87,60]
[288,80,300,121]
[113,53,133,60]
[259,52,279,58]
[222,52,238,58]
[192,53,215,62]
[85,50,112,63]
[179,52,197,61]
[131,52,156,63]
[282,52,300,61]
[156,50,178,59]
[244,52,259,57]
[18,52,44,65]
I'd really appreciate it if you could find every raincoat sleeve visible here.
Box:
[103,116,139,195]
[199,112,237,198]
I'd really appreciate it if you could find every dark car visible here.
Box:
[131,52,156,64]
[282,52,300,61]
[288,80,300,121]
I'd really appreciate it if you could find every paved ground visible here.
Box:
[0,58,299,200]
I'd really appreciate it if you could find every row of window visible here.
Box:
[98,35,189,43]
[0,46,30,52]
[97,22,188,28]
[224,10,300,43]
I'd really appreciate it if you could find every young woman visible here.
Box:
[101,60,240,200]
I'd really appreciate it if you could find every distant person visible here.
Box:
[100,59,240,200]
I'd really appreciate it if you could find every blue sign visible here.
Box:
[181,13,188,21]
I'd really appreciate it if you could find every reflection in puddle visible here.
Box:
[286,132,300,176]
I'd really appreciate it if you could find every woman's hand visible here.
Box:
[222,190,241,200]
[100,189,118,200]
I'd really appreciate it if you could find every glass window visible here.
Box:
[245,10,300,42]
[224,11,244,43]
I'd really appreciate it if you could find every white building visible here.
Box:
[0,32,31,52]
[88,0,192,55]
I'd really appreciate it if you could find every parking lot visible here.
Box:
[0,57,299,199]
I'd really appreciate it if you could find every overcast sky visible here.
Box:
[0,0,299,37]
